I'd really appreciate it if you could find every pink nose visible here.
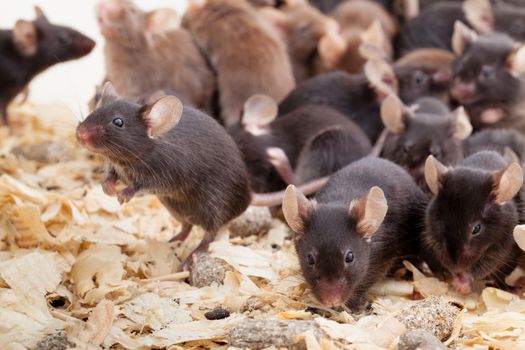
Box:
[315,279,347,307]
[450,80,476,102]
[76,129,92,144]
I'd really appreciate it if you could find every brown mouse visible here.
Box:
[379,95,472,185]
[96,0,215,112]
[450,22,525,133]
[282,157,427,311]
[257,0,346,83]
[0,6,95,125]
[182,0,295,126]
[423,151,525,294]
[228,94,371,192]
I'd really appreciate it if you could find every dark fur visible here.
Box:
[278,64,451,142]
[295,157,427,310]
[77,98,251,233]
[229,104,370,192]
[423,151,524,284]
[464,129,525,161]
[381,97,464,185]
[451,33,525,132]
[0,13,94,124]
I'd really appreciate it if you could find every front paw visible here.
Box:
[102,180,117,196]
[117,187,135,204]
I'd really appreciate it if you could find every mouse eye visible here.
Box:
[413,70,428,86]
[112,117,124,127]
[307,253,315,266]
[479,65,494,80]
[472,223,482,236]
[344,250,354,264]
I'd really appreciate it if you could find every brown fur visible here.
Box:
[183,0,295,125]
[98,0,215,112]
[330,0,397,73]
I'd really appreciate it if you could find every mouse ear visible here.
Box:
[349,186,388,239]
[507,45,525,74]
[318,21,347,70]
[364,58,398,101]
[145,8,180,35]
[12,20,38,57]
[424,155,449,195]
[452,21,478,56]
[282,185,316,235]
[513,225,525,251]
[491,162,523,204]
[463,0,494,35]
[96,82,120,109]
[143,96,184,138]
[396,0,419,20]
[503,147,520,165]
[451,106,473,140]
[242,94,278,132]
[34,6,50,22]
[359,20,392,60]
[380,94,407,134]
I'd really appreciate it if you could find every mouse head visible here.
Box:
[283,185,388,307]
[12,6,95,62]
[97,0,179,43]
[451,21,525,116]
[381,95,471,182]
[77,82,183,161]
[424,153,523,278]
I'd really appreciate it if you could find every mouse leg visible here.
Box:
[117,185,138,204]
[169,222,194,243]
[266,147,300,185]
[102,169,119,196]
[179,230,216,271]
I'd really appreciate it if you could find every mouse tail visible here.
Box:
[250,176,329,207]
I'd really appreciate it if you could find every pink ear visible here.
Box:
[282,185,316,234]
[143,96,184,138]
[364,58,398,100]
[13,20,38,57]
[145,8,180,35]
[380,94,407,134]
[96,82,120,109]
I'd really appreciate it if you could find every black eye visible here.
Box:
[112,117,124,127]
[344,250,354,264]
[472,223,482,236]
[307,253,315,266]
[413,70,428,86]
[479,66,494,80]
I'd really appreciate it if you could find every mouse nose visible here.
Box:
[315,278,347,307]
[450,79,476,102]
[76,128,92,145]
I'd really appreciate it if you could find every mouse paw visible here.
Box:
[102,179,117,196]
[117,187,135,204]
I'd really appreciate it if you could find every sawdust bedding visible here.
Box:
[1,103,524,350]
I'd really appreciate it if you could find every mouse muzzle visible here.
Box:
[314,277,348,307]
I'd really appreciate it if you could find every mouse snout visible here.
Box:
[450,79,476,103]
[75,35,96,56]
[315,278,347,307]
[76,126,99,148]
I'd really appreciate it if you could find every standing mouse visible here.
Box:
[182,0,295,126]
[0,6,95,125]
[76,83,251,269]
[229,94,371,192]
[379,95,472,185]
[423,151,524,294]
[450,22,525,133]
[282,157,427,310]
[96,0,216,113]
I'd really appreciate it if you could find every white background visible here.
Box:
[1,1,188,116]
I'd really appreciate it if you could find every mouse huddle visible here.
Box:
[4,0,525,312]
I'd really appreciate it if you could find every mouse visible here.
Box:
[423,151,524,294]
[379,95,472,186]
[278,56,452,142]
[229,94,371,192]
[282,156,427,311]
[397,0,525,55]
[96,0,216,113]
[77,82,251,269]
[257,0,347,83]
[450,22,525,133]
[182,0,295,126]
[0,6,95,125]
[327,0,397,74]
[463,128,525,161]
